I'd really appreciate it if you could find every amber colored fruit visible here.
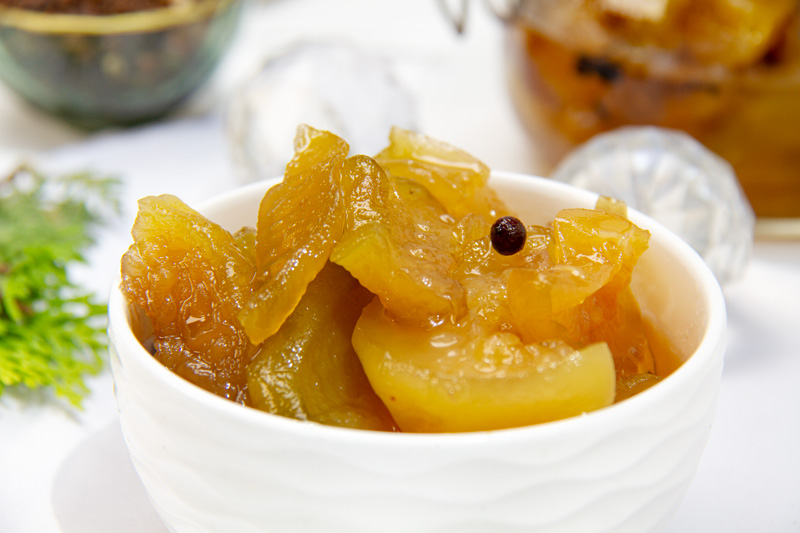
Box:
[507,207,654,376]
[331,154,466,325]
[120,194,259,402]
[393,174,450,220]
[374,126,509,219]
[238,125,349,344]
[551,207,650,290]
[122,125,667,432]
[676,0,796,66]
[453,217,551,332]
[352,298,616,433]
[615,373,662,402]
[591,285,655,376]
[247,262,398,431]
[594,195,628,218]
[233,226,257,263]
[587,0,795,67]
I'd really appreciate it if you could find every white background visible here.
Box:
[0,1,798,531]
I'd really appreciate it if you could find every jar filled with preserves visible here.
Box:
[501,0,800,224]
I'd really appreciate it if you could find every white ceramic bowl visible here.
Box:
[108,172,726,533]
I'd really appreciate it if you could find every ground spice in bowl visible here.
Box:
[0,0,173,15]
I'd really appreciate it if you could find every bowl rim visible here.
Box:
[109,171,726,448]
[0,0,236,35]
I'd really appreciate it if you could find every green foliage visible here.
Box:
[0,165,120,407]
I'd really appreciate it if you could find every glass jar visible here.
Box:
[502,0,800,224]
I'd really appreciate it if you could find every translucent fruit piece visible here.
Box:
[585,285,655,376]
[331,154,465,325]
[375,126,509,219]
[238,125,349,344]
[594,195,628,218]
[393,174,450,221]
[587,0,794,66]
[677,0,796,66]
[506,263,614,338]
[352,298,616,433]
[247,262,398,431]
[233,226,257,264]
[453,217,552,332]
[615,372,662,402]
[507,207,654,376]
[506,207,649,335]
[120,195,259,402]
[550,207,650,291]
[454,217,552,278]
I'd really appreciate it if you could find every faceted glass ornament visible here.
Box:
[550,126,755,287]
[227,42,417,182]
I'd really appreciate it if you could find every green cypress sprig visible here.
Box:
[0,165,120,407]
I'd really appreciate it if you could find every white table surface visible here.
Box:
[1,1,799,531]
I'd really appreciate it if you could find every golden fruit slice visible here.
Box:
[551,207,650,292]
[594,195,629,218]
[375,126,509,219]
[393,174,450,221]
[588,284,655,376]
[586,0,795,66]
[120,195,259,402]
[247,262,398,431]
[233,226,257,263]
[453,217,552,332]
[331,154,465,325]
[352,298,616,433]
[615,373,661,402]
[506,264,612,342]
[238,125,349,344]
[508,207,654,375]
[508,207,649,332]
[677,0,796,66]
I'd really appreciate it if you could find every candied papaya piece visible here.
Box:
[454,216,552,277]
[238,125,349,344]
[120,194,259,402]
[331,155,466,325]
[615,372,662,402]
[375,126,509,219]
[677,0,797,66]
[393,175,451,221]
[352,298,616,433]
[588,284,655,375]
[594,195,629,218]
[507,207,654,376]
[453,217,552,332]
[506,263,614,338]
[247,262,398,431]
[588,0,795,66]
[550,207,650,291]
[233,226,257,264]
[507,275,655,376]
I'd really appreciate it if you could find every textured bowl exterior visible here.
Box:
[109,173,726,532]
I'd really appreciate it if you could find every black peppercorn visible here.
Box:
[490,216,527,256]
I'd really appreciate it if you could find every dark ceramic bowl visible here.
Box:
[0,0,241,129]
